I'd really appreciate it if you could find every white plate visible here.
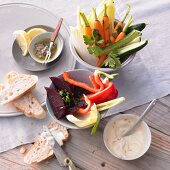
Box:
[0,3,76,117]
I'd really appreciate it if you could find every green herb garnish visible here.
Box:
[59,89,71,106]
[103,51,121,69]
[83,29,104,47]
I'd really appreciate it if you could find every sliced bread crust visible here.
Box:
[0,71,45,119]
[24,139,53,164]
[24,122,69,164]
[0,73,38,105]
[13,92,46,119]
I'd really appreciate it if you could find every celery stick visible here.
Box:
[97,97,125,112]
[102,30,141,54]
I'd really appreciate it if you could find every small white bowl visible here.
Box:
[29,32,64,64]
[103,114,151,160]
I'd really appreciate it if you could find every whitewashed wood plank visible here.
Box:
[123,99,170,135]
[1,124,169,170]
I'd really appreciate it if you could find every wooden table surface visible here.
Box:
[0,0,170,170]
[0,95,170,170]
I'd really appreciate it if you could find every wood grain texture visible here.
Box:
[0,98,170,170]
[124,98,170,136]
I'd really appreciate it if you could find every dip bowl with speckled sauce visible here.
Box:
[103,114,151,160]
[29,32,64,64]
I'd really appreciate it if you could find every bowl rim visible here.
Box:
[69,36,136,72]
[103,114,152,160]
[29,31,64,64]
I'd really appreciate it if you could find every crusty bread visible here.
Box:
[24,122,69,164]
[0,84,5,92]
[0,72,38,105]
[4,71,19,83]
[0,71,46,119]
[48,122,69,146]
[24,139,53,164]
[13,92,46,119]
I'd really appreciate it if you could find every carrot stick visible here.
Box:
[80,12,92,36]
[115,4,131,31]
[110,4,131,43]
[115,16,133,42]
[96,54,107,67]
[92,8,107,67]
[103,4,110,43]
[93,8,104,40]
[114,32,126,42]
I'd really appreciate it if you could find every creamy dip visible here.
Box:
[105,115,147,160]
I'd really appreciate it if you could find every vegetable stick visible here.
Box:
[93,8,104,40]
[103,4,110,43]
[96,55,107,67]
[80,12,92,36]
[115,16,133,42]
[110,4,131,43]
[93,7,107,67]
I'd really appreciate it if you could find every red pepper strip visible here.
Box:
[89,75,100,89]
[87,82,118,104]
[78,95,93,114]
[63,72,97,93]
[94,74,105,91]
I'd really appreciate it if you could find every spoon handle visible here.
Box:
[122,99,157,137]
[51,18,63,42]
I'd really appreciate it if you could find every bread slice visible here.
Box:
[0,72,38,105]
[0,71,45,119]
[48,122,69,146]
[13,92,46,119]
[24,139,53,164]
[4,71,19,83]
[0,84,5,92]
[24,122,69,164]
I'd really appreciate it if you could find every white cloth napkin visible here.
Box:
[0,112,51,153]
[0,0,170,153]
[106,0,170,116]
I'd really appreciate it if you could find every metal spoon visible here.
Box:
[121,99,157,137]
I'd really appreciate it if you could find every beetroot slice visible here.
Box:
[45,87,66,119]
[50,77,73,95]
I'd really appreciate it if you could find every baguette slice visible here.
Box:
[13,92,46,119]
[1,71,45,119]
[0,84,5,92]
[0,73,38,105]
[4,71,19,83]
[24,122,69,164]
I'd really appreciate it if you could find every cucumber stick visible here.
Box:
[126,23,147,34]
[126,36,141,46]
[117,40,148,62]
[97,97,125,112]
[118,40,148,57]
[102,30,141,54]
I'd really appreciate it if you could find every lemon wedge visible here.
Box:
[13,30,30,56]
[27,28,47,41]
[66,104,98,128]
